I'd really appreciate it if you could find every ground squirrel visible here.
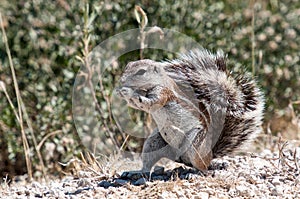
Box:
[116,49,264,171]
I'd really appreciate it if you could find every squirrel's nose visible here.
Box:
[115,87,132,97]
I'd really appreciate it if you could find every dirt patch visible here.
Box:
[1,145,300,198]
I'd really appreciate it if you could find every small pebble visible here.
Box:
[181,173,198,180]
[270,188,278,196]
[31,181,42,188]
[236,185,248,195]
[271,176,281,186]
[123,171,149,180]
[151,175,165,181]
[153,166,164,175]
[197,192,209,199]
[114,179,129,186]
[133,178,147,186]
[98,181,112,188]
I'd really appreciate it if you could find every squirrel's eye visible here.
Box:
[135,69,146,76]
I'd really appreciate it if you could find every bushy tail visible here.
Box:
[212,72,264,158]
[164,49,264,158]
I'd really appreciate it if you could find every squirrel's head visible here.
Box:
[116,59,175,111]
[119,59,169,89]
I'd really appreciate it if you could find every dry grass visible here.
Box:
[0,13,47,181]
[2,139,299,198]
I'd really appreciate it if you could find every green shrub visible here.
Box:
[0,0,299,178]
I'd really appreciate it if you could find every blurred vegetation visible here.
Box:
[0,0,299,180]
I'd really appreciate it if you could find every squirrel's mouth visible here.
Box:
[115,87,138,108]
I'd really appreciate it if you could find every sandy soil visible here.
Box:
[1,144,299,199]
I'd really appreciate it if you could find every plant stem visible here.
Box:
[0,13,32,180]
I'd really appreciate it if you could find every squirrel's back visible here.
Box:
[163,49,264,158]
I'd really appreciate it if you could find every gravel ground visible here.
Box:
[1,146,299,199]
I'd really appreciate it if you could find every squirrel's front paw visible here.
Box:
[131,94,151,111]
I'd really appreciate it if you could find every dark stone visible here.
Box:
[151,175,165,181]
[122,171,150,180]
[98,180,113,188]
[181,173,198,180]
[114,179,129,186]
[208,161,229,170]
[34,194,43,198]
[153,166,164,175]
[133,178,147,186]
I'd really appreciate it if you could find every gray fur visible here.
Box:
[116,49,264,171]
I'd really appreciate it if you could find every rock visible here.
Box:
[236,185,248,196]
[98,181,113,188]
[159,191,177,199]
[248,174,259,184]
[151,175,165,181]
[114,179,128,186]
[266,182,275,190]
[197,192,209,199]
[275,185,284,195]
[153,166,164,175]
[209,160,229,170]
[31,181,42,189]
[121,171,150,180]
[180,173,198,180]
[174,166,185,175]
[271,176,281,186]
[133,178,147,186]
[270,188,278,196]
[34,193,43,198]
